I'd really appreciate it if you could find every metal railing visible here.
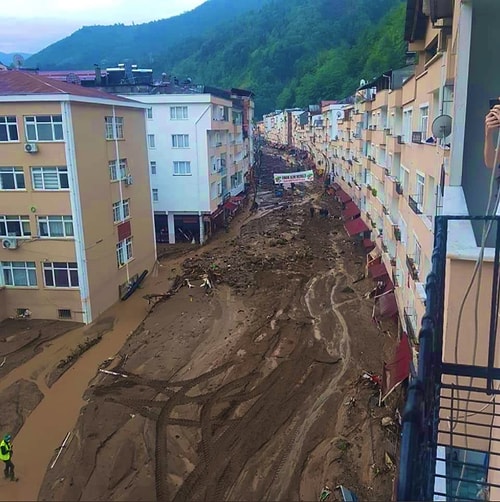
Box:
[398,215,500,501]
[408,195,423,215]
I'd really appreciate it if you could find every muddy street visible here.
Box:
[3,148,399,502]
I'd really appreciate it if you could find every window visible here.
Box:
[146,107,153,119]
[172,134,189,148]
[416,173,425,209]
[43,262,79,288]
[0,116,19,142]
[148,134,156,148]
[31,167,69,190]
[105,116,124,140]
[58,309,72,319]
[400,167,410,194]
[152,188,159,202]
[420,106,429,137]
[402,109,413,143]
[170,106,188,120]
[0,168,25,190]
[150,161,157,175]
[0,215,31,238]
[25,115,63,141]
[116,237,133,267]
[109,159,127,181]
[2,261,37,287]
[173,161,191,175]
[210,181,218,199]
[38,216,74,238]
[112,199,130,223]
[414,237,422,270]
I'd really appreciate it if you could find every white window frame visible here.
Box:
[109,159,127,181]
[402,107,413,143]
[150,161,157,175]
[171,134,189,148]
[146,107,153,119]
[0,167,25,190]
[31,167,69,190]
[0,215,31,238]
[147,134,156,149]
[152,188,159,202]
[43,262,79,288]
[0,116,19,142]
[416,172,425,210]
[414,235,422,271]
[25,115,63,142]
[116,237,133,267]
[170,106,188,120]
[173,161,191,176]
[112,199,130,223]
[1,261,37,287]
[419,104,429,138]
[105,116,124,140]
[400,165,410,194]
[38,216,74,238]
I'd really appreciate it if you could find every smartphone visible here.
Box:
[490,99,500,110]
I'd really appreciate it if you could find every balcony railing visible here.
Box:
[408,195,423,215]
[406,255,420,281]
[398,215,500,501]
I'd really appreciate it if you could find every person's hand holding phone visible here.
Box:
[486,97,500,134]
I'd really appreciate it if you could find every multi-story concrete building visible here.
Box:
[128,87,254,244]
[0,71,156,324]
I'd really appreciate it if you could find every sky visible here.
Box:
[0,0,206,54]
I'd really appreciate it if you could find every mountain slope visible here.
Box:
[25,0,269,69]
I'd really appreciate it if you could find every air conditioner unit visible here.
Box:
[24,143,38,153]
[124,175,133,186]
[2,238,18,249]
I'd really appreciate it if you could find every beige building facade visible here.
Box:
[0,72,156,324]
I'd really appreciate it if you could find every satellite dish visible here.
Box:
[359,79,367,87]
[431,114,452,139]
[12,54,24,69]
[66,73,81,85]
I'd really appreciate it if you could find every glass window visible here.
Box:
[0,168,25,190]
[170,106,188,120]
[173,161,191,175]
[0,116,19,142]
[420,106,429,137]
[104,116,124,140]
[109,159,127,181]
[416,173,425,210]
[152,188,159,202]
[24,115,63,141]
[146,107,153,119]
[172,134,189,148]
[0,215,31,237]
[116,237,133,267]
[38,216,73,238]
[147,134,155,148]
[31,167,69,190]
[43,262,79,287]
[150,161,157,174]
[2,261,37,287]
[112,199,130,223]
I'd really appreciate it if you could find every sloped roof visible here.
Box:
[0,71,132,102]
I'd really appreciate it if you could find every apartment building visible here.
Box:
[130,88,253,244]
[0,71,156,324]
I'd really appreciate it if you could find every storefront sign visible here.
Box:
[273,170,314,184]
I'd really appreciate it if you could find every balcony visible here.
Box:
[370,161,387,183]
[398,215,500,501]
[385,176,401,200]
[406,255,420,282]
[386,134,403,154]
[408,195,423,215]
[361,128,372,142]
[372,128,386,146]
[403,308,417,341]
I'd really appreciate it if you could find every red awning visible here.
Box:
[375,290,398,319]
[382,333,412,401]
[337,190,352,204]
[331,182,340,191]
[363,238,375,249]
[224,201,238,212]
[369,262,389,280]
[342,202,361,220]
[231,195,246,203]
[344,217,369,237]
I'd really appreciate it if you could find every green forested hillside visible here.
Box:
[26,0,406,117]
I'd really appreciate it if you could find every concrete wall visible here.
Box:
[70,102,155,320]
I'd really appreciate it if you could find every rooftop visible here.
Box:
[0,71,132,103]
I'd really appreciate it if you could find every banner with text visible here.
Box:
[273,170,314,184]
